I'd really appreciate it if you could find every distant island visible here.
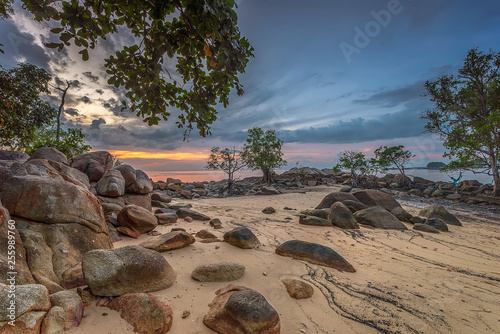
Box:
[426,162,446,169]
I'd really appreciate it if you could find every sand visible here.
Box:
[68,185,500,334]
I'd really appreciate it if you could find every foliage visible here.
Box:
[333,150,370,186]
[373,145,414,178]
[0,63,56,150]
[113,156,123,167]
[206,146,245,191]
[24,127,91,157]
[0,0,13,53]
[21,0,254,137]
[422,48,500,196]
[241,127,286,183]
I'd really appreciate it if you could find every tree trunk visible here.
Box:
[262,168,272,184]
[56,82,71,142]
[493,173,500,197]
[489,149,500,197]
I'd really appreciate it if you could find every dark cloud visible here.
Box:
[64,108,79,116]
[90,118,106,130]
[95,89,104,95]
[82,71,99,83]
[80,96,91,104]
[353,81,427,107]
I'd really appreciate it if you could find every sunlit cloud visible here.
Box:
[107,150,207,161]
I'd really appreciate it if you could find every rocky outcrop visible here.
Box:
[275,240,356,272]
[27,147,67,164]
[107,293,173,334]
[69,151,113,182]
[203,284,280,334]
[82,245,176,296]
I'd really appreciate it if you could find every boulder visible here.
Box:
[27,147,67,164]
[261,186,280,195]
[116,226,141,239]
[107,293,173,334]
[203,285,280,334]
[315,192,360,209]
[196,230,217,239]
[224,227,260,249]
[413,223,440,233]
[275,240,356,272]
[262,207,276,214]
[175,208,210,221]
[0,284,50,333]
[69,151,113,182]
[424,218,449,232]
[115,165,153,194]
[121,193,152,211]
[354,207,408,230]
[95,169,125,197]
[0,150,29,162]
[151,192,172,204]
[281,279,314,299]
[155,213,178,225]
[352,189,403,211]
[82,245,176,296]
[168,203,192,210]
[210,218,223,229]
[0,202,34,285]
[24,159,90,190]
[418,205,462,226]
[390,207,413,223]
[41,306,65,334]
[192,263,245,282]
[341,199,369,213]
[117,205,158,234]
[48,290,83,330]
[139,231,195,252]
[328,202,359,229]
[299,215,331,226]
[300,209,329,220]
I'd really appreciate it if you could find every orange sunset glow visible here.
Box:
[106,150,207,161]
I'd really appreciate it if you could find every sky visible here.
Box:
[1,0,500,173]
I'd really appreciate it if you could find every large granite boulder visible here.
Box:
[0,150,29,162]
[115,164,153,194]
[117,205,158,234]
[315,191,360,209]
[0,162,112,291]
[328,202,359,229]
[108,293,173,334]
[0,284,51,333]
[0,201,34,285]
[352,189,403,211]
[203,284,280,334]
[418,205,462,226]
[82,245,176,296]
[48,290,83,330]
[353,206,408,230]
[95,169,125,197]
[69,151,113,182]
[24,159,90,190]
[27,147,67,164]
[275,240,356,272]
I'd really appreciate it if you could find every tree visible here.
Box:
[422,48,500,197]
[241,127,286,184]
[333,150,370,187]
[0,0,13,53]
[206,146,245,192]
[0,63,56,150]
[53,80,72,142]
[20,0,254,137]
[24,127,91,157]
[373,145,414,183]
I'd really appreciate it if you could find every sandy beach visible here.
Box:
[67,185,500,334]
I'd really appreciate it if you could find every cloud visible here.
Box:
[82,71,99,83]
[95,89,104,95]
[353,81,427,107]
[64,108,79,116]
[90,118,106,130]
[80,96,91,104]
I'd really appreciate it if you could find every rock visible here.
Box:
[328,202,359,229]
[300,209,329,220]
[224,227,260,249]
[139,231,195,252]
[261,186,280,195]
[0,202,34,285]
[299,215,331,226]
[184,217,194,222]
[0,150,29,162]
[155,213,178,225]
[167,183,181,192]
[76,287,95,303]
[107,293,173,334]
[413,223,440,233]
[315,192,360,209]
[167,178,182,185]
[379,187,397,195]
[101,202,123,218]
[168,203,192,210]
[192,263,245,282]
[410,216,427,225]
[196,230,217,239]
[409,189,422,196]
[281,279,314,299]
[210,218,223,229]
[82,245,176,296]
[48,290,83,330]
[179,189,192,199]
[354,207,408,230]
[114,164,153,194]
[121,193,152,211]
[0,284,50,333]
[28,147,68,164]
[352,189,403,211]
[117,205,158,234]
[95,169,125,197]
[339,185,352,192]
[116,226,141,239]
[203,285,280,334]
[390,207,413,223]
[432,189,444,197]
[276,240,355,272]
[446,193,461,200]
[69,151,113,182]
[418,205,462,226]
[175,208,210,221]
[25,158,90,190]
[151,192,172,203]
[41,306,65,334]
[425,218,449,232]
[262,207,276,214]
[342,200,369,213]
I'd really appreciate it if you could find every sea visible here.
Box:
[144,168,494,185]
